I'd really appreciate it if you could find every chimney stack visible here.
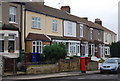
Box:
[61,6,71,13]
[95,18,102,25]
[82,17,88,20]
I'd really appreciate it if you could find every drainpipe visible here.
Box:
[24,9,26,51]
[19,2,23,52]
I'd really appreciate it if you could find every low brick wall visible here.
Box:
[87,61,98,71]
[26,64,58,74]
[26,58,80,74]
[58,58,80,72]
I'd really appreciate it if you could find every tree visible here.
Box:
[43,43,67,63]
[110,41,120,57]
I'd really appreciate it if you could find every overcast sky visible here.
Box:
[44,0,119,35]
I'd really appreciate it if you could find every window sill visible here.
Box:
[52,31,58,33]
[9,21,18,24]
[32,27,41,30]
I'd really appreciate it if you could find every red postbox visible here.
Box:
[80,57,86,73]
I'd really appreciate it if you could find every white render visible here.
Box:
[104,32,116,45]
[64,20,76,37]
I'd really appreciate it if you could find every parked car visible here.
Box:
[100,57,120,73]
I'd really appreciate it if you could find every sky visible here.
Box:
[44,0,119,35]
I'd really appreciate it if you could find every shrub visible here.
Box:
[43,43,67,63]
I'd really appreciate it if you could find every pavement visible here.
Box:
[2,70,99,80]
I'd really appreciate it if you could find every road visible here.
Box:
[5,73,120,81]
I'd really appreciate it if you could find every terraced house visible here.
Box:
[0,2,24,73]
[94,18,116,57]
[22,2,115,60]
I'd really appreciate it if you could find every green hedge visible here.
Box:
[110,42,120,57]
[43,43,67,63]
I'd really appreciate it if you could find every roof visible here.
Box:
[95,23,116,35]
[25,2,115,34]
[0,24,19,30]
[25,2,103,30]
[26,33,51,41]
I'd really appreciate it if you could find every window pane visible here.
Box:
[68,22,72,35]
[9,7,16,22]
[0,40,4,52]
[89,45,91,55]
[0,34,4,39]
[37,46,39,53]
[33,41,35,45]
[37,42,39,45]
[52,20,57,32]
[9,34,15,39]
[33,46,35,53]
[8,41,14,52]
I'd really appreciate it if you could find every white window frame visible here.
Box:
[32,17,41,29]
[32,41,42,53]
[105,47,110,55]
[9,6,16,23]
[67,22,72,35]
[90,28,93,40]
[80,24,83,37]
[52,20,58,32]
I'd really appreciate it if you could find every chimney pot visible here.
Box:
[95,18,102,25]
[61,6,71,13]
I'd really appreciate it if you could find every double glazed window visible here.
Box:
[0,34,4,52]
[9,6,16,23]
[52,20,57,32]
[32,17,40,28]
[80,24,83,37]
[8,34,15,53]
[32,41,42,53]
